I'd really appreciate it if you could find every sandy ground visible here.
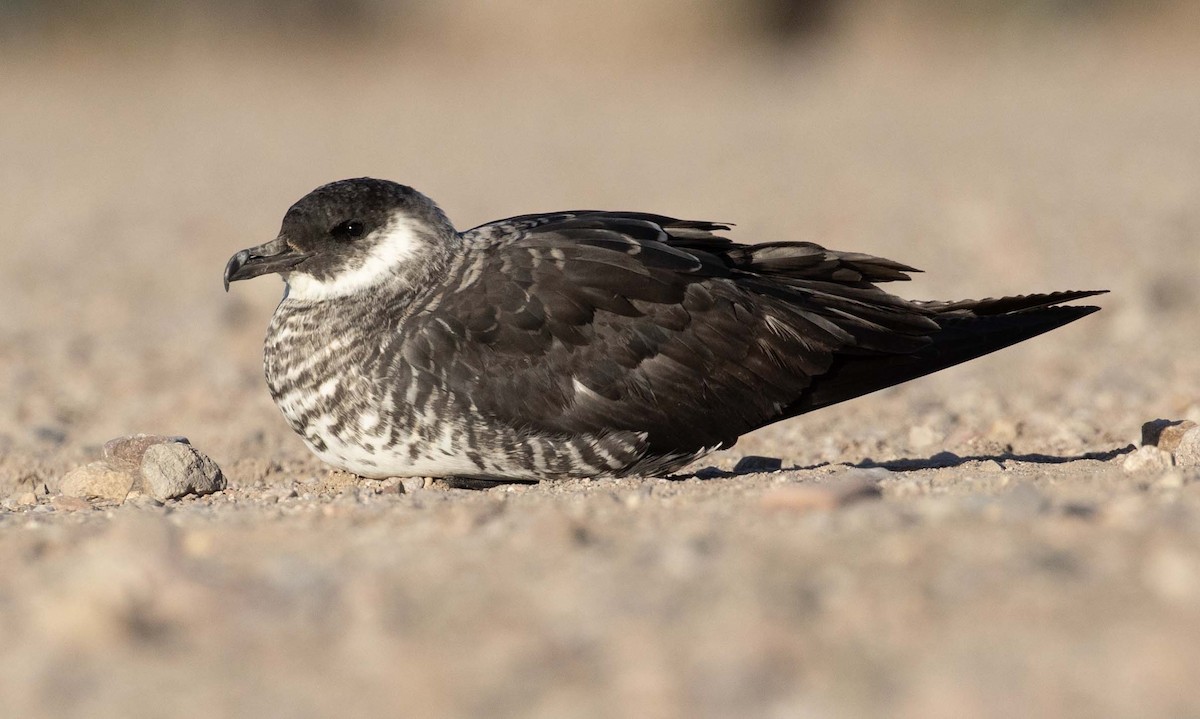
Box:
[2,20,1200,718]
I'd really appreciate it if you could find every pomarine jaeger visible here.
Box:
[224,177,1104,482]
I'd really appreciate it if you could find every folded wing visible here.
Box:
[402,212,1101,457]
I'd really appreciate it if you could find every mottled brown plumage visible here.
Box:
[224,178,1104,481]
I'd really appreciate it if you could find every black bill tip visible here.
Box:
[224,249,251,292]
[223,237,310,292]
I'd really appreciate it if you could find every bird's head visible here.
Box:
[224,178,458,300]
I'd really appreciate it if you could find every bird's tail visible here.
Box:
[787,290,1106,416]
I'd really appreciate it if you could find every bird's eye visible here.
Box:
[331,220,365,240]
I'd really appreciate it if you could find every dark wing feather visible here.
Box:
[789,296,1105,415]
[412,212,944,455]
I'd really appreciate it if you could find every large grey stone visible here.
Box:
[139,443,226,501]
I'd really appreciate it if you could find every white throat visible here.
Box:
[284,217,423,301]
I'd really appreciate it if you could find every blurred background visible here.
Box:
[2,3,1200,717]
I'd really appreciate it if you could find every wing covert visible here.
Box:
[413,212,938,454]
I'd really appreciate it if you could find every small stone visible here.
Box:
[103,434,190,473]
[1141,420,1198,454]
[399,477,428,493]
[139,443,226,501]
[123,492,165,509]
[760,475,881,513]
[51,495,94,512]
[6,491,38,509]
[1122,446,1174,473]
[1175,428,1200,468]
[60,461,135,501]
[733,456,783,473]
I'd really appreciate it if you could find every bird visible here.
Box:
[224,177,1104,483]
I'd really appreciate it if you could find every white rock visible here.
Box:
[400,477,430,493]
[139,443,226,501]
[1122,446,1174,474]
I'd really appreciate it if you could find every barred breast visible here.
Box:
[261,292,660,481]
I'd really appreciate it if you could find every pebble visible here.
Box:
[60,461,135,501]
[1,491,38,510]
[400,477,430,493]
[103,433,190,473]
[1122,445,1174,474]
[123,492,165,509]
[760,475,882,513]
[51,495,94,512]
[1175,428,1200,468]
[140,442,226,501]
[1141,419,1198,454]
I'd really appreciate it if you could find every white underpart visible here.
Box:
[284,215,423,301]
[303,414,486,480]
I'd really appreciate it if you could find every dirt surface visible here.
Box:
[2,21,1200,718]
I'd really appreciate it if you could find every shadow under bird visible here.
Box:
[224,178,1104,482]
